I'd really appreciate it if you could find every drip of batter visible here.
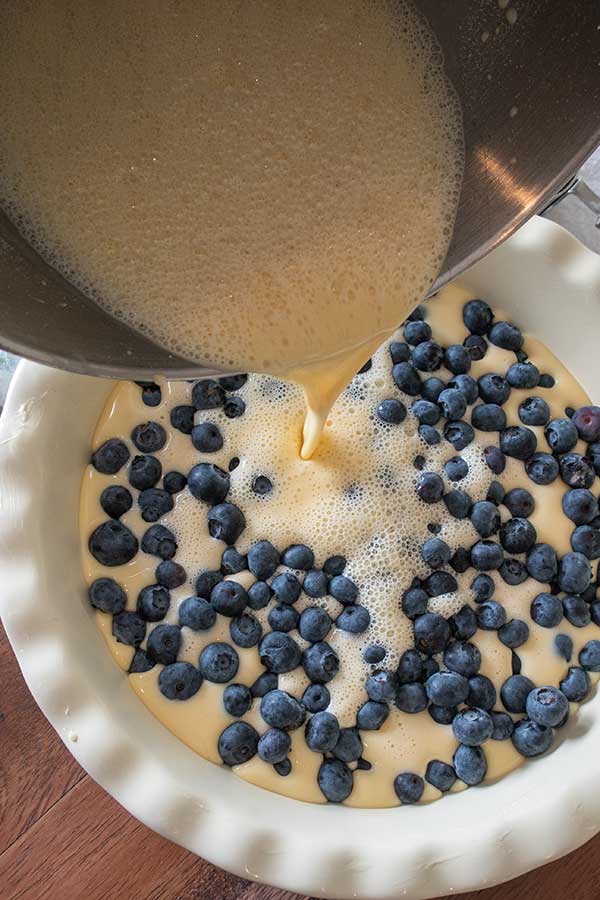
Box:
[0,0,463,456]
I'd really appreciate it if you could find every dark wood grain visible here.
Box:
[1,618,599,900]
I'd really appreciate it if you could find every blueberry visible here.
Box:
[425,760,456,792]
[336,605,370,634]
[463,334,488,361]
[275,759,292,775]
[247,540,280,579]
[511,719,553,758]
[135,381,161,407]
[303,641,339,684]
[470,500,501,538]
[219,374,248,392]
[498,618,529,649]
[487,481,505,507]
[544,418,578,454]
[317,758,353,802]
[392,362,422,395]
[562,489,599,525]
[188,463,230,504]
[91,438,130,475]
[210,580,248,617]
[223,396,245,419]
[100,485,133,519]
[413,612,451,655]
[396,682,428,713]
[438,388,467,421]
[421,377,446,402]
[218,721,259,765]
[560,666,591,701]
[429,704,457,725]
[329,574,359,604]
[268,604,300,633]
[489,321,523,351]
[500,518,537,554]
[525,452,559,486]
[444,641,481,678]
[579,639,600,671]
[305,713,341,753]
[471,541,504,571]
[449,374,478,404]
[402,587,429,619]
[282,544,314,570]
[335,728,365,764]
[195,569,222,598]
[303,569,329,598]
[272,572,302,605]
[571,525,600,559]
[407,305,426,321]
[252,474,273,495]
[365,670,399,702]
[504,488,534,518]
[137,584,170,621]
[558,552,591,594]
[527,544,558,582]
[500,426,537,460]
[445,345,471,375]
[230,613,262,648]
[449,605,478,640]
[471,403,506,432]
[192,379,225,410]
[483,446,506,475]
[191,422,223,453]
[500,554,528,584]
[476,601,507,630]
[478,373,510,406]
[412,341,444,373]
[471,573,495,602]
[554,633,573,662]
[425,571,458,597]
[178,595,216,631]
[389,341,410,364]
[302,683,330,712]
[260,690,306,730]
[426,670,469,706]
[559,453,594,490]
[251,671,279,697]
[404,320,432,345]
[445,457,468,482]
[449,548,471,576]
[131,422,166,454]
[507,362,540,389]
[501,674,535,713]
[530,592,563,628]
[362,645,386,666]
[129,648,155,673]
[587,442,600,475]
[376,398,407,425]
[89,521,139,566]
[519,396,550,426]
[147,623,181,664]
[463,299,493,335]
[416,472,444,504]
[157,662,201,701]
[422,657,440,680]
[490,711,514,741]
[170,405,195,434]
[394,772,424,804]
[156,559,186,589]
[453,744,487,785]
[88,577,127,614]
[259,632,302,673]
[163,471,187,494]
[444,420,474,451]
[526,686,569,728]
[323,555,346,576]
[207,502,246,544]
[412,399,441,426]
[572,405,600,442]
[592,600,600,626]
[221,547,247,576]
[422,538,451,569]
[257,728,292,765]
[452,708,493,746]
[138,488,173,522]
[467,674,497,710]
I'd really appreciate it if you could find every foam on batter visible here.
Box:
[0,0,463,454]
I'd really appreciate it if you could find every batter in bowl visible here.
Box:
[81,286,600,806]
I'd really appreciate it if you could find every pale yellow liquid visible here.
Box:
[0,0,463,456]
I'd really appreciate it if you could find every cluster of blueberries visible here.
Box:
[86,297,600,804]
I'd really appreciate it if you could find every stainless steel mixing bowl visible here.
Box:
[1,0,599,379]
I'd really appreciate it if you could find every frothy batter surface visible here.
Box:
[0,0,463,453]
[81,285,600,807]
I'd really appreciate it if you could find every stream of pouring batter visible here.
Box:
[0,0,464,456]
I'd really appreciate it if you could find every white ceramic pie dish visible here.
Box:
[2,216,600,899]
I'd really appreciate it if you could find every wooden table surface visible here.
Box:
[2,620,600,900]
